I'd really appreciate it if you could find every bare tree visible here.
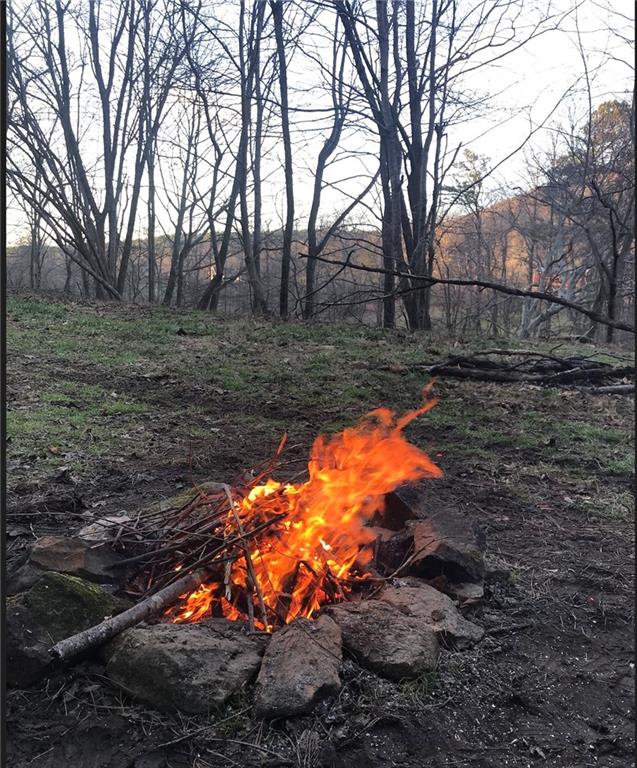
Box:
[7,0,149,298]
[139,0,193,303]
[334,0,571,330]
[160,97,207,306]
[271,0,295,318]
[528,100,635,341]
[188,0,269,314]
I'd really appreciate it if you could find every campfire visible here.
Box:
[116,389,442,633]
[12,386,486,719]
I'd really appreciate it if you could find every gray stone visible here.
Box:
[6,562,47,596]
[7,572,131,687]
[374,528,412,574]
[407,512,485,582]
[379,579,484,648]
[254,615,342,719]
[78,515,132,544]
[384,482,437,523]
[7,535,124,594]
[106,620,266,713]
[484,555,513,581]
[371,494,420,531]
[379,488,486,583]
[443,581,485,606]
[325,600,438,681]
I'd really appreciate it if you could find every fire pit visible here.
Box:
[9,390,486,718]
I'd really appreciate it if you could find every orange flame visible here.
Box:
[168,389,442,629]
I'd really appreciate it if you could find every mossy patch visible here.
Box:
[141,486,207,516]
[24,572,130,641]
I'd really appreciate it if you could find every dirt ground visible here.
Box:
[6,294,635,768]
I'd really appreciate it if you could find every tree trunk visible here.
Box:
[272,0,295,319]
[147,146,157,304]
[238,0,267,316]
[377,1,400,329]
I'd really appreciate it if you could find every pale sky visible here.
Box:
[6,0,635,246]
[459,0,634,187]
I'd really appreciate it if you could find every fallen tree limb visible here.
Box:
[369,352,634,387]
[577,384,635,395]
[416,364,634,384]
[50,567,210,662]
[300,254,635,334]
[541,366,634,383]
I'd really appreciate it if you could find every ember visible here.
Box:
[166,389,442,630]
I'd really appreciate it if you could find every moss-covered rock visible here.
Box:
[7,572,131,688]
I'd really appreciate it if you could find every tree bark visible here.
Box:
[272,0,295,320]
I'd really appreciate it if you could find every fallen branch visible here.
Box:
[50,567,210,662]
[300,254,635,334]
[577,384,635,395]
[418,364,634,385]
[371,352,634,388]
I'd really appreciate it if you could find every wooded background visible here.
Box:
[6,0,635,342]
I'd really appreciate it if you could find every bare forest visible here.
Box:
[6,0,635,342]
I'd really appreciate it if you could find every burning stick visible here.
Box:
[249,432,288,488]
[274,561,303,624]
[223,484,270,631]
[224,561,233,602]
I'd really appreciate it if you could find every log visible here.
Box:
[50,567,210,662]
[579,384,635,395]
[378,354,634,387]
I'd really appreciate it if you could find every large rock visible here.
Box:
[7,535,124,594]
[379,579,484,648]
[106,620,266,713]
[384,482,437,523]
[6,572,131,687]
[378,488,486,583]
[325,600,438,681]
[408,513,485,582]
[254,615,342,719]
